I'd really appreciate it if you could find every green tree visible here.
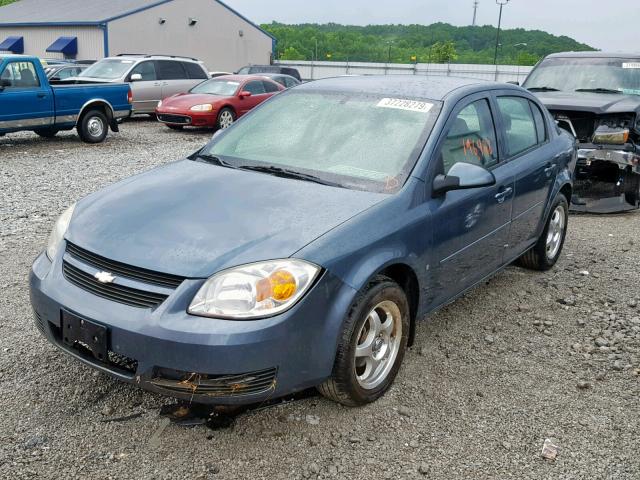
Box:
[279,46,306,61]
[431,41,458,63]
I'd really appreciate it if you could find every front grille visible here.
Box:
[157,113,191,125]
[62,261,168,309]
[66,242,185,288]
[150,367,278,397]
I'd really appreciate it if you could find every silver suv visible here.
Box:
[76,55,209,114]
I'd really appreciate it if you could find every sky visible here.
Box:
[224,0,640,51]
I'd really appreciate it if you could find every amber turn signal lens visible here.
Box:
[256,270,297,302]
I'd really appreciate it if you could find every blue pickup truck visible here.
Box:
[0,55,132,143]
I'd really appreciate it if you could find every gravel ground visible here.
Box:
[1,121,639,480]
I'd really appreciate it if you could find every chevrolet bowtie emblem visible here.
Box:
[94,271,116,284]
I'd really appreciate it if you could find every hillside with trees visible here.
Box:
[262,22,595,65]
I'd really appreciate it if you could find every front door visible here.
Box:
[128,60,160,113]
[428,96,514,307]
[0,60,53,131]
[237,80,269,116]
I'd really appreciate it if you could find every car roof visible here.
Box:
[105,55,203,63]
[215,74,279,83]
[296,75,506,101]
[259,73,297,80]
[545,51,640,59]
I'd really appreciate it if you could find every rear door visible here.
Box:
[157,60,199,100]
[429,94,515,306]
[0,60,54,130]
[127,60,159,113]
[493,93,558,259]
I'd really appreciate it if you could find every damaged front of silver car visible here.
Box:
[524,52,640,213]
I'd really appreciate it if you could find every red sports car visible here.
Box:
[156,75,284,130]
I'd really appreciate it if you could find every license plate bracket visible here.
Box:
[61,311,108,362]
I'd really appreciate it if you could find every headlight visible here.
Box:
[46,203,75,261]
[592,126,629,145]
[157,100,162,108]
[188,259,320,319]
[190,104,213,112]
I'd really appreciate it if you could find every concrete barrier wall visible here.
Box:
[275,60,534,83]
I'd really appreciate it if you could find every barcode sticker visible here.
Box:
[377,98,433,113]
[622,63,640,69]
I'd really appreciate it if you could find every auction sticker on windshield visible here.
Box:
[377,98,433,113]
[622,63,640,69]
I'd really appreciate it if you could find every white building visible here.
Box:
[0,0,275,71]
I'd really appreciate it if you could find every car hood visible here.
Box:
[66,160,387,278]
[161,93,228,109]
[533,91,640,115]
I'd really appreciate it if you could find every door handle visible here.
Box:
[37,93,46,98]
[495,187,513,204]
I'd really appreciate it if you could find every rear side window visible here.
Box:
[183,62,207,80]
[438,99,498,174]
[530,101,548,143]
[497,97,538,157]
[130,61,156,81]
[156,60,187,80]
[263,80,280,93]
[244,81,266,95]
[0,61,40,88]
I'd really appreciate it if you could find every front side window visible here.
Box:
[438,99,498,174]
[156,60,186,80]
[0,61,40,88]
[202,91,440,193]
[497,97,538,157]
[130,61,157,81]
[244,81,266,95]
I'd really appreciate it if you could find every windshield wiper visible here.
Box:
[238,165,341,187]
[526,86,561,92]
[193,153,236,169]
[575,88,622,94]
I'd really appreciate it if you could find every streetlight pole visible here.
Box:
[494,0,509,65]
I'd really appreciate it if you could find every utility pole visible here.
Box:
[472,1,479,26]
[494,0,509,65]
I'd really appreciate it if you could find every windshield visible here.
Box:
[190,79,240,96]
[237,67,250,75]
[524,57,640,95]
[201,91,440,193]
[79,59,135,79]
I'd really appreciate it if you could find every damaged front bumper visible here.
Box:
[571,145,640,213]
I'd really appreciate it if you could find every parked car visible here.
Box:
[44,63,88,81]
[0,54,132,143]
[156,75,284,130]
[30,76,575,407]
[524,52,640,212]
[258,73,301,89]
[73,54,209,114]
[236,64,302,82]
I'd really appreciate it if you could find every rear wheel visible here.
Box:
[216,108,236,130]
[34,127,59,138]
[77,109,108,144]
[517,195,569,271]
[317,275,409,406]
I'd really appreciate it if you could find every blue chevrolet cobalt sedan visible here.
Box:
[30,76,576,406]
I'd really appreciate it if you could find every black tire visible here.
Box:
[167,124,184,131]
[77,109,108,144]
[517,195,569,271]
[216,107,236,130]
[34,127,59,138]
[317,275,410,406]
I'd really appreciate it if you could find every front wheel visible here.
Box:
[77,110,108,144]
[317,275,409,406]
[517,195,569,271]
[216,108,236,130]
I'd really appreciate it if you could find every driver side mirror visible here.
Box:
[130,73,143,82]
[432,162,496,197]
[238,90,252,99]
